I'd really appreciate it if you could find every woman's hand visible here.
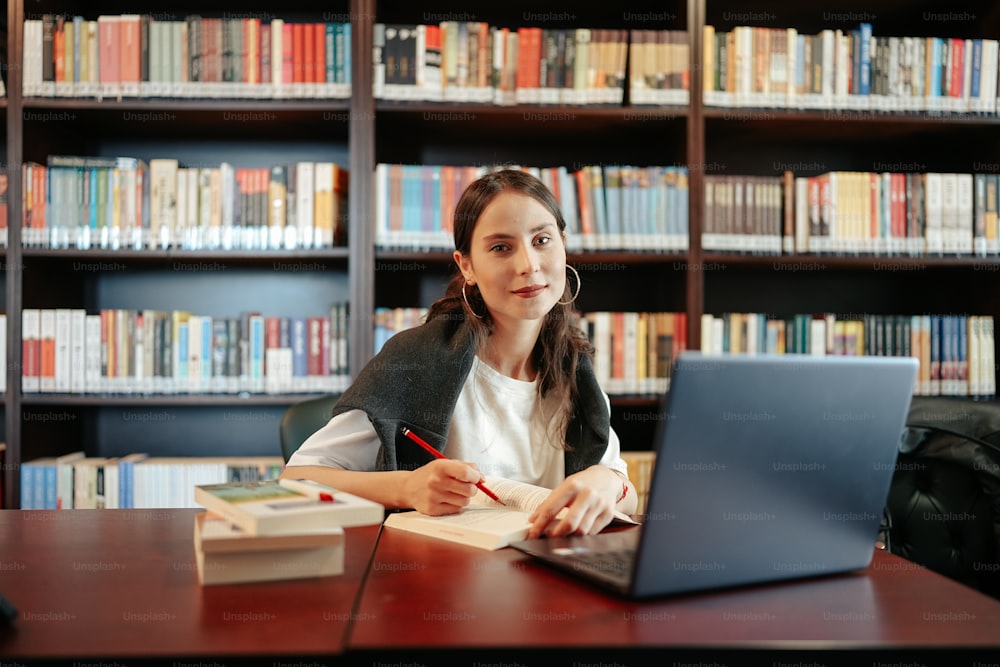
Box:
[525,465,623,539]
[401,459,482,515]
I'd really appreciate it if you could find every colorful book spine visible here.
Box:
[23,15,351,100]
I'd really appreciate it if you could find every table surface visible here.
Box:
[352,523,1000,650]
[2,508,1000,662]
[0,509,380,660]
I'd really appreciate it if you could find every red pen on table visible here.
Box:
[401,427,505,506]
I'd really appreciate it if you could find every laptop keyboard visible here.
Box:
[563,547,635,583]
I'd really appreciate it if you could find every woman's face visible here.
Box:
[455,191,567,328]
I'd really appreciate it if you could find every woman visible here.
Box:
[283,168,636,538]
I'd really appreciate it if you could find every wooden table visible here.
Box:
[350,525,1000,662]
[0,509,379,663]
[3,509,1000,666]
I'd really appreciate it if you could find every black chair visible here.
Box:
[885,397,1000,598]
[279,394,340,462]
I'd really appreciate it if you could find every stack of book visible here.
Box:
[193,478,384,585]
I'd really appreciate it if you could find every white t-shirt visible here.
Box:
[286,355,628,489]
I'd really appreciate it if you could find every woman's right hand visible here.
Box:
[401,459,482,515]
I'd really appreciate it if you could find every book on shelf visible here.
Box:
[22,156,350,251]
[698,169,1000,258]
[703,174,784,253]
[374,163,689,253]
[23,14,351,100]
[629,29,690,106]
[579,312,686,396]
[698,312,996,399]
[703,22,999,114]
[383,477,637,551]
[193,512,345,586]
[18,454,286,510]
[194,478,385,536]
[20,305,350,396]
[620,451,656,516]
[374,22,658,106]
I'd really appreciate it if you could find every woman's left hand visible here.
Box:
[525,466,621,539]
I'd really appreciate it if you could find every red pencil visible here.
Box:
[401,427,506,506]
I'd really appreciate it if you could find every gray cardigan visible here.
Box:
[331,315,611,475]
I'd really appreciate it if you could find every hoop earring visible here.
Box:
[557,265,581,305]
[462,281,485,319]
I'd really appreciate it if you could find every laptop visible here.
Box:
[510,352,919,598]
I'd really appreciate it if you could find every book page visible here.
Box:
[470,476,551,512]
[413,505,531,529]
[470,476,637,525]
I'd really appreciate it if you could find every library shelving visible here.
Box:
[4,0,1000,507]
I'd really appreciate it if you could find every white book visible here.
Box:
[701,314,716,353]
[295,162,316,249]
[54,309,72,393]
[197,168,213,250]
[924,173,943,254]
[983,317,996,396]
[104,463,120,509]
[956,173,974,255]
[374,163,389,249]
[184,169,200,249]
[115,158,139,249]
[623,312,639,395]
[22,20,42,98]
[589,312,612,392]
[84,314,102,394]
[69,308,87,393]
[175,167,188,249]
[149,158,179,249]
[711,317,725,356]
[199,315,213,393]
[194,513,344,585]
[940,173,959,254]
[810,318,827,356]
[219,162,236,250]
[383,477,635,551]
[188,314,203,394]
[271,19,285,93]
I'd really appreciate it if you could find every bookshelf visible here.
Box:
[4,0,1000,508]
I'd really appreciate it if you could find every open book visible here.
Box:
[382,476,637,550]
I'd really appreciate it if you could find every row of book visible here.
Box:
[377,24,688,106]
[706,171,1000,257]
[23,15,352,100]
[704,23,1000,113]
[700,313,997,398]
[579,312,689,397]
[22,156,349,250]
[19,452,284,510]
[375,163,690,253]
[20,305,350,396]
[788,171,999,256]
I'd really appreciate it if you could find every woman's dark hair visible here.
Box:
[426,168,593,447]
